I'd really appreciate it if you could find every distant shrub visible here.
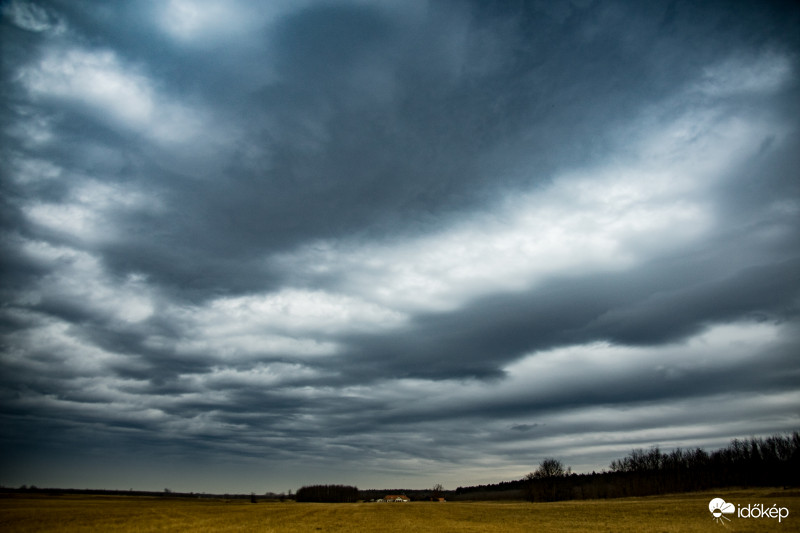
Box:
[295,484,359,503]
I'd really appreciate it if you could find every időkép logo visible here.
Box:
[709,497,790,525]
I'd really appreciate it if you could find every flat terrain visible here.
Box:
[1,488,797,532]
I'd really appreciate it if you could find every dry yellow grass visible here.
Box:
[1,488,797,532]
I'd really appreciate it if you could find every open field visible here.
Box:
[1,488,797,532]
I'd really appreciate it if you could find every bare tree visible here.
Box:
[525,458,572,501]
[533,457,566,479]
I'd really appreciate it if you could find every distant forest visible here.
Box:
[295,484,359,503]
[257,433,800,503]
[455,432,800,502]
[5,433,797,502]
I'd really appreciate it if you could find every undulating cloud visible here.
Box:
[1,0,798,493]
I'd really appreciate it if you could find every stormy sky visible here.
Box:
[1,0,799,493]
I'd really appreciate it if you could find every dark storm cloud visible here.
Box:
[1,0,799,492]
[9,0,788,296]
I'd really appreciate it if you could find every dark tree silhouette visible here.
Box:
[532,458,568,479]
[295,484,359,503]
[513,432,800,502]
[430,483,445,500]
[525,457,573,501]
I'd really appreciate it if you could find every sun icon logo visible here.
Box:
[709,498,735,525]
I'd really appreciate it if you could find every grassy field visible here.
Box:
[1,488,797,532]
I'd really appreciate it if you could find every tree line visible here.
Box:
[295,484,359,502]
[455,432,799,501]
